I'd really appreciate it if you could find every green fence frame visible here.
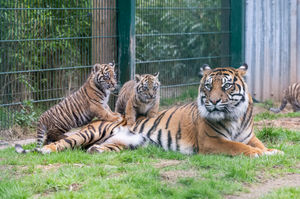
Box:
[0,0,244,129]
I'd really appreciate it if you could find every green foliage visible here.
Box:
[0,0,92,106]
[256,127,300,144]
[135,0,230,86]
[14,100,40,126]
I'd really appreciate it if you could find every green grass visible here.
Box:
[1,126,299,199]
[254,111,300,122]
[261,187,300,199]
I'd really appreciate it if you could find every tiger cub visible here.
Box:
[270,82,300,113]
[16,63,122,153]
[115,73,160,126]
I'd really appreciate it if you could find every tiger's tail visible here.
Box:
[15,124,47,154]
[269,98,288,113]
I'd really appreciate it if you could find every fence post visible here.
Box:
[230,0,245,67]
[92,0,117,64]
[117,0,136,84]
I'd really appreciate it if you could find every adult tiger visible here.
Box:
[15,63,122,154]
[270,82,300,113]
[35,64,283,157]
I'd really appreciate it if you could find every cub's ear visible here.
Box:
[92,64,102,74]
[237,63,248,76]
[154,72,159,78]
[135,74,141,83]
[109,62,115,69]
[199,64,212,77]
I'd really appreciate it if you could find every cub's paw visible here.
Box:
[38,144,57,154]
[263,149,284,156]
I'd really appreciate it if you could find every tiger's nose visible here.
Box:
[210,99,221,105]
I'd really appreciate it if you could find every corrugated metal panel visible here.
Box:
[245,0,300,101]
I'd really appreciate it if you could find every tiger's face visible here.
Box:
[135,73,160,103]
[197,64,249,121]
[92,63,117,91]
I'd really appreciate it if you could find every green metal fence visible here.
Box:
[0,0,243,130]
[134,0,234,103]
[0,0,118,129]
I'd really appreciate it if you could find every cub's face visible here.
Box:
[135,73,160,103]
[92,63,117,91]
[197,64,250,121]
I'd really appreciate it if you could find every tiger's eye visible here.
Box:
[223,83,232,90]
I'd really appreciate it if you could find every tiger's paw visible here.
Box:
[39,144,57,154]
[263,149,284,156]
[87,146,104,154]
[244,148,263,158]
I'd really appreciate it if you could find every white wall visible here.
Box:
[245,0,300,101]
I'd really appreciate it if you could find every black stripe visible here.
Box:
[241,131,253,143]
[216,121,231,136]
[233,76,238,82]
[157,129,162,147]
[80,132,87,143]
[83,130,91,141]
[139,118,150,134]
[204,131,218,138]
[165,107,179,129]
[176,123,181,151]
[98,121,105,135]
[89,131,95,142]
[64,139,73,147]
[167,130,172,149]
[206,121,228,138]
[146,110,167,137]
[88,125,96,132]
[241,105,253,130]
[99,124,109,141]
[73,139,77,146]
[133,118,144,131]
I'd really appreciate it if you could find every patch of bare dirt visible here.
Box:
[255,117,300,131]
[226,173,300,199]
[160,169,199,184]
[253,104,300,131]
[153,159,182,168]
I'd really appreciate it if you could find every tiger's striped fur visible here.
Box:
[270,82,300,113]
[115,73,160,126]
[34,65,283,157]
[15,63,122,154]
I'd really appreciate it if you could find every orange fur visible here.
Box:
[115,73,160,126]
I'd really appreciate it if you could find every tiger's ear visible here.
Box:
[92,64,102,74]
[237,63,248,76]
[154,72,159,79]
[200,64,212,76]
[135,74,141,83]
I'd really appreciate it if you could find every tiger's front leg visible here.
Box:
[247,136,284,155]
[87,126,148,154]
[146,102,159,118]
[93,104,122,122]
[125,101,137,126]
